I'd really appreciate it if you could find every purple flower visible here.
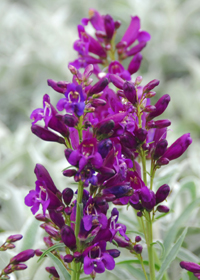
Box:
[180,261,200,273]
[57,83,85,117]
[10,249,35,264]
[83,241,115,274]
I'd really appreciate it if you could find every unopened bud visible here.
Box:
[6,234,23,243]
[46,266,59,278]
[61,226,76,250]
[64,254,74,263]
[133,244,143,254]
[157,205,170,213]
[62,188,74,205]
[10,249,35,264]
[135,236,142,242]
[143,79,160,93]
[156,184,170,204]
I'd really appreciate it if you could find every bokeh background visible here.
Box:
[1,0,200,279]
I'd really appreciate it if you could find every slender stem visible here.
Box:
[75,181,84,250]
[138,255,149,280]
[140,148,147,185]
[150,159,155,190]
[146,212,156,280]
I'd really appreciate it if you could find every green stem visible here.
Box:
[75,181,84,250]
[146,212,156,280]
[140,148,147,185]
[150,159,155,190]
[138,255,149,280]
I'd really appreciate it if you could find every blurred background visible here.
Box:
[0,0,200,279]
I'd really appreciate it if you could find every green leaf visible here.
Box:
[116,259,160,270]
[163,198,200,256]
[46,251,71,280]
[37,243,66,262]
[156,227,188,280]
[152,240,165,259]
[177,247,200,263]
[117,263,147,280]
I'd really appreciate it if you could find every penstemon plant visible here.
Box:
[0,8,197,280]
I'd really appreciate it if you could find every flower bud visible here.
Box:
[44,236,54,247]
[6,234,23,243]
[35,249,43,256]
[135,128,147,143]
[156,184,170,204]
[61,225,76,250]
[62,114,78,127]
[135,76,143,85]
[135,236,142,242]
[64,206,72,215]
[31,125,65,144]
[159,133,192,161]
[143,79,160,93]
[133,244,143,254]
[147,119,171,129]
[180,261,200,273]
[68,65,78,75]
[156,157,169,166]
[114,20,121,29]
[128,53,142,75]
[143,105,156,113]
[123,81,137,105]
[63,169,77,177]
[90,98,107,107]
[46,266,59,278]
[126,42,146,57]
[104,14,115,39]
[35,214,48,222]
[157,205,170,213]
[96,120,115,135]
[6,244,15,250]
[14,264,27,271]
[44,225,60,239]
[120,132,138,149]
[153,139,168,159]
[48,209,65,229]
[47,79,66,93]
[107,249,120,258]
[147,94,170,121]
[113,236,132,249]
[109,74,125,89]
[102,184,133,198]
[145,91,156,98]
[98,139,112,158]
[83,64,94,80]
[88,77,109,96]
[137,211,143,217]
[64,254,74,263]
[62,188,74,205]
[10,249,35,264]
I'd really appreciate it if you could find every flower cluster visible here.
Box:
[1,8,193,280]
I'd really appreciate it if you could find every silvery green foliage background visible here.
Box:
[0,0,200,279]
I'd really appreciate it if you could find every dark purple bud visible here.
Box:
[135,236,142,242]
[88,77,109,96]
[44,225,60,239]
[98,139,112,158]
[31,125,65,144]
[159,133,192,161]
[142,143,149,151]
[35,249,43,256]
[64,149,73,161]
[73,251,83,262]
[64,206,72,215]
[141,190,156,211]
[120,132,138,149]
[62,188,74,205]
[46,266,59,278]
[128,53,143,75]
[47,79,66,94]
[44,236,54,247]
[137,211,143,217]
[123,81,137,105]
[96,120,115,135]
[147,119,171,129]
[102,184,133,198]
[107,249,120,258]
[114,20,121,29]
[156,157,169,166]
[113,236,132,249]
[109,74,125,89]
[145,91,156,98]
[64,254,74,263]
[63,169,77,177]
[143,105,156,113]
[90,98,107,107]
[6,234,23,243]
[157,205,170,213]
[133,244,143,254]
[104,14,115,39]
[48,209,65,229]
[143,79,160,93]
[135,128,147,143]
[5,244,15,250]
[62,114,78,127]
[147,94,170,121]
[3,264,13,275]
[180,261,200,273]
[61,225,76,250]
[35,214,48,222]
[153,139,168,159]
[156,184,170,204]
[10,249,35,264]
